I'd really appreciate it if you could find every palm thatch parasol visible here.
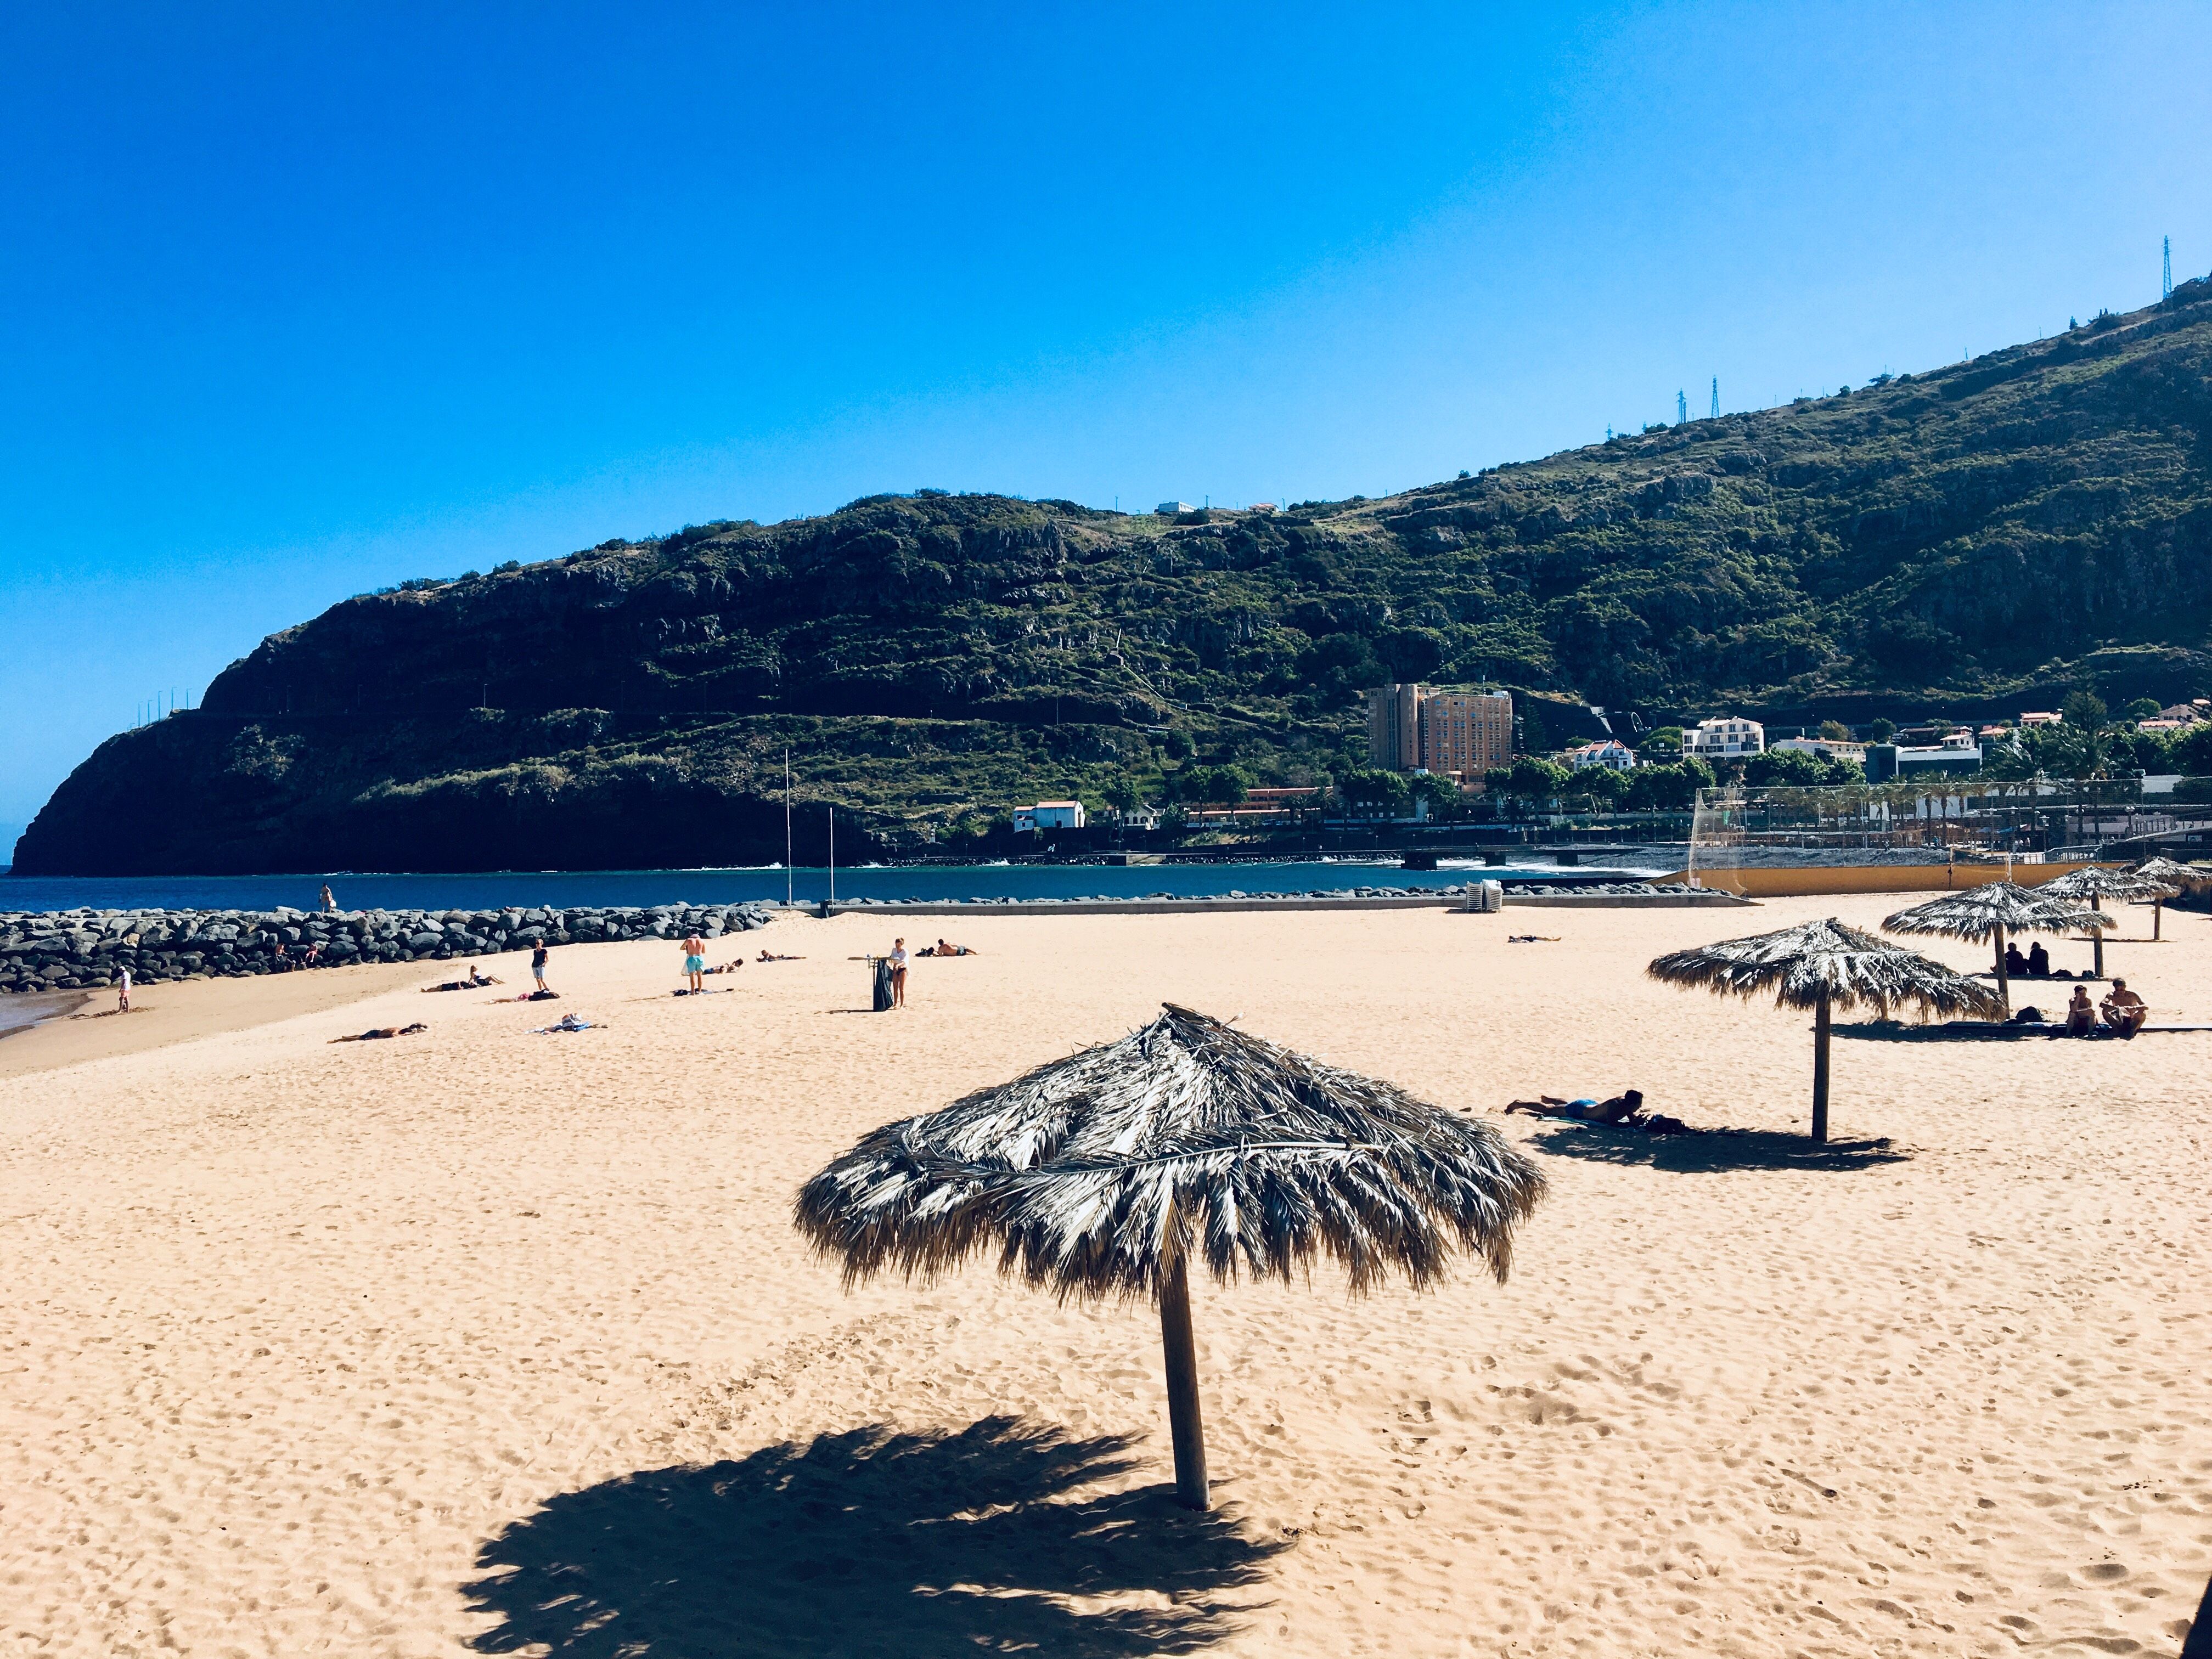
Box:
[1648,918,2002,1142]
[1881,881,2108,1009]
[793,1003,1547,1511]
[2129,856,2203,940]
[2040,866,2173,975]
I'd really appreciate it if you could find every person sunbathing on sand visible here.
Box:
[491,989,561,1003]
[1506,935,1561,944]
[922,939,977,956]
[2100,979,2148,1037]
[702,958,745,974]
[421,967,499,992]
[757,949,803,961]
[1504,1090,1644,1124]
[329,1023,429,1043]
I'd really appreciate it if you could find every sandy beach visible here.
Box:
[2,897,2206,1656]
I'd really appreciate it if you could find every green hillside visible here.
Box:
[16,278,2212,873]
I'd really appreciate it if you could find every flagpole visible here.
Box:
[828,803,836,909]
[784,747,793,909]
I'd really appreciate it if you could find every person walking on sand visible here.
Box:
[320,883,337,914]
[890,937,909,1008]
[116,965,131,1013]
[532,940,552,994]
[682,929,706,992]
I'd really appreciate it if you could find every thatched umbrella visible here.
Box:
[2129,856,2202,940]
[1648,918,2002,1143]
[1881,881,2108,1009]
[2040,866,2172,977]
[793,1003,1546,1511]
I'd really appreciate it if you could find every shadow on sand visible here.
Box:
[464,1417,1284,1658]
[1528,1122,1911,1173]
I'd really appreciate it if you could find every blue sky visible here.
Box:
[3,1,2208,839]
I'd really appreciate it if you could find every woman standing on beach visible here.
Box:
[890,938,909,1008]
[682,929,706,992]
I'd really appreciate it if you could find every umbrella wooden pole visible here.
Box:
[2092,898,2104,979]
[1810,985,1831,1144]
[1993,923,2009,1012]
[1158,1255,1210,1511]
[2154,898,2163,941]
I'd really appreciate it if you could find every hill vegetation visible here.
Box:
[15,278,2212,873]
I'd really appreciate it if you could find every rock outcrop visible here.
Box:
[0,902,775,994]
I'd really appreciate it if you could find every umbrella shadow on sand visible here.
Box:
[463,1416,1285,1658]
[1526,1122,1912,1173]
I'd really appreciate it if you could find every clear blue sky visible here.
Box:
[3,2,2208,839]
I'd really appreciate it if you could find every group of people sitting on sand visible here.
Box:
[2059,979,2149,1038]
[2002,941,2061,979]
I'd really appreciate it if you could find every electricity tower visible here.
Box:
[1709,377,1719,419]
[1676,389,1687,425]
[2165,236,2174,299]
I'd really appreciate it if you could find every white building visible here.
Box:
[1683,716,1765,759]
[1155,500,1194,515]
[1012,800,1087,833]
[1564,739,1636,771]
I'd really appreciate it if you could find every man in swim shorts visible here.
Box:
[682,930,706,992]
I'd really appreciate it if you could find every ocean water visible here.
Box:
[0,858,1668,916]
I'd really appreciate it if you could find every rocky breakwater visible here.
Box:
[0,902,778,995]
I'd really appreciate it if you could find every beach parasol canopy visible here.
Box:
[1881,881,2108,1009]
[2129,857,2203,940]
[2040,866,2174,974]
[794,1003,1547,1511]
[1648,918,2003,1142]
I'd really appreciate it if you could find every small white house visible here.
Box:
[1012,800,1087,833]
[1683,716,1765,759]
[1564,739,1636,771]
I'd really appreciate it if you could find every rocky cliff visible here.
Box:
[16,279,2212,874]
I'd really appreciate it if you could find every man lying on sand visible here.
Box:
[1504,1090,1644,1124]
[757,949,803,961]
[919,939,977,956]
[530,1013,594,1034]
[421,967,500,992]
[702,958,745,974]
[329,1023,429,1043]
[490,989,560,1003]
[1506,935,1561,944]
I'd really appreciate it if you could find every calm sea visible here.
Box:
[0,858,1667,915]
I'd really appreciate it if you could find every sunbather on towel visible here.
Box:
[1504,1089,1644,1124]
[421,967,499,992]
[330,1023,429,1043]
[1506,935,1561,943]
[757,949,804,961]
[531,1013,594,1034]
[491,989,560,1003]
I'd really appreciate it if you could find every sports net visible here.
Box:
[1685,780,2176,890]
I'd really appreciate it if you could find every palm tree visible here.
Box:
[1648,918,2002,1142]
[794,1004,1546,1511]
[1881,882,2107,1009]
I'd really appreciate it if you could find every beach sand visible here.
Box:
[2,898,2205,1656]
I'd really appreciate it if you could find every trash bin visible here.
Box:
[1462,880,1504,913]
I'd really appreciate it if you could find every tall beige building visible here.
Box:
[1364,683,1513,776]
[1417,689,1513,777]
[1365,683,1424,771]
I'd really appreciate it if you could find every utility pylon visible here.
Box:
[2165,235,2174,299]
[1677,389,1687,425]
[1710,377,1719,419]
